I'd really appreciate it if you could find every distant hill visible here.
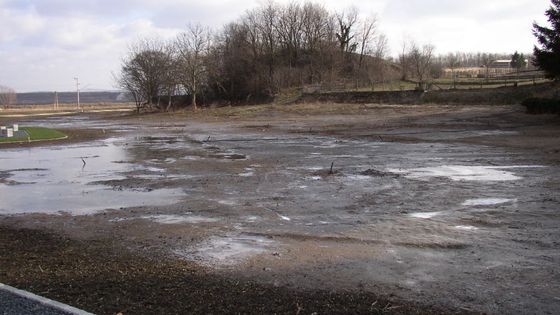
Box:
[15,91,131,105]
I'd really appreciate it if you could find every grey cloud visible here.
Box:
[4,0,137,17]
[3,0,246,22]
[148,1,250,29]
[383,0,545,22]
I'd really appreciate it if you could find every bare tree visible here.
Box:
[447,52,461,89]
[114,70,143,111]
[357,14,378,67]
[480,53,495,82]
[335,7,358,56]
[301,2,331,52]
[242,11,263,65]
[367,34,389,88]
[408,42,435,90]
[373,34,388,60]
[301,2,332,84]
[276,2,304,68]
[208,22,258,102]
[199,1,394,100]
[260,0,280,92]
[0,85,17,108]
[398,38,411,81]
[116,38,174,112]
[176,23,212,110]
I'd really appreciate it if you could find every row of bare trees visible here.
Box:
[116,1,392,111]
[0,85,17,107]
[398,45,537,89]
[436,52,513,68]
[117,1,536,110]
[116,24,211,112]
[398,40,436,89]
[214,3,394,96]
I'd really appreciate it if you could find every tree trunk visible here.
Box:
[192,91,197,111]
[192,75,198,111]
[166,87,173,112]
[452,69,456,89]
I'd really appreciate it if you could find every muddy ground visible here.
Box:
[1,103,559,314]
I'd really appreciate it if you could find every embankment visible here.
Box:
[297,82,560,106]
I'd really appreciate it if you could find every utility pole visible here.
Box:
[54,91,59,110]
[74,77,80,111]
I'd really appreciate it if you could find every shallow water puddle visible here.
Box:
[409,212,444,219]
[182,155,202,161]
[277,214,291,221]
[343,175,372,182]
[390,165,544,181]
[140,214,220,224]
[209,151,248,161]
[137,136,195,151]
[455,225,479,231]
[242,215,260,223]
[175,235,276,266]
[462,198,516,206]
[312,140,348,149]
[0,140,183,215]
[214,199,238,206]
[238,168,255,177]
[0,186,182,215]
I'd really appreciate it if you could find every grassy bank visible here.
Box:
[0,127,67,143]
[298,82,560,106]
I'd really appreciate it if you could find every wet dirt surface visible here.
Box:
[1,104,560,314]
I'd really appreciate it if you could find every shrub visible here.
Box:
[522,98,560,114]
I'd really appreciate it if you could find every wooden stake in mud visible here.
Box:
[329,162,335,175]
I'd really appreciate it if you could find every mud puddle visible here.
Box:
[2,116,559,314]
[16,113,138,132]
[462,198,516,206]
[175,234,277,267]
[175,129,558,315]
[111,214,221,224]
[389,165,545,181]
[0,138,184,215]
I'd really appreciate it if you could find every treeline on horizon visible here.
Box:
[113,1,534,111]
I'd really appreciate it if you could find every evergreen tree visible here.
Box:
[510,51,527,71]
[533,0,560,80]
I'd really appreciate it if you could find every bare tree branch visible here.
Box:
[0,85,17,108]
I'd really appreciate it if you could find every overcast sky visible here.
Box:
[0,0,551,92]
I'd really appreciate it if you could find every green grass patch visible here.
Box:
[0,127,67,143]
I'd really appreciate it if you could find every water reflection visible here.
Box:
[0,139,183,215]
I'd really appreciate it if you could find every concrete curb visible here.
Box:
[0,283,95,315]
